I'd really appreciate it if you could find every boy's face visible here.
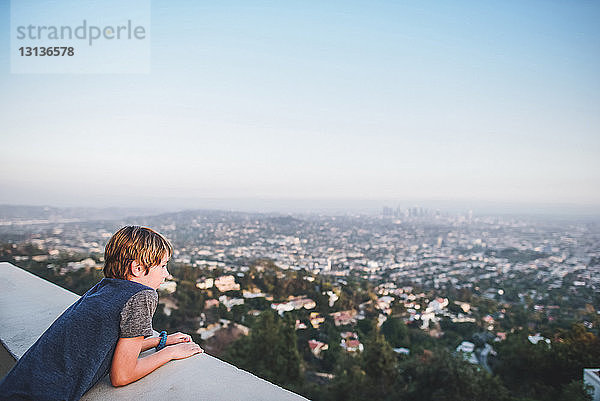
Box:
[131,253,170,290]
[148,253,170,289]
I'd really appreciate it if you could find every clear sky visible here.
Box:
[1,0,599,213]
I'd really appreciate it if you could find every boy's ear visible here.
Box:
[130,260,145,278]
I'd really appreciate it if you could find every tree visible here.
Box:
[556,380,593,401]
[552,324,600,387]
[494,331,555,399]
[328,356,369,401]
[361,332,398,396]
[223,311,302,387]
[381,318,409,348]
[398,350,510,401]
[279,314,302,383]
[494,324,600,401]
[320,337,341,373]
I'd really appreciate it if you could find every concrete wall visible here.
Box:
[0,262,308,401]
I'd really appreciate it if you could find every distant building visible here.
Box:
[287,296,316,310]
[309,312,325,329]
[66,258,97,271]
[196,322,222,340]
[204,299,220,309]
[456,341,478,365]
[482,315,495,330]
[420,311,436,330]
[528,334,551,345]
[393,347,410,355]
[219,295,244,311]
[427,297,448,312]
[271,296,316,315]
[196,277,214,289]
[376,296,394,314]
[308,340,328,358]
[324,291,339,307]
[159,281,177,294]
[454,301,471,313]
[330,310,357,326]
[341,338,363,353]
[214,275,240,292]
[340,332,363,352]
[243,289,267,298]
[271,302,294,315]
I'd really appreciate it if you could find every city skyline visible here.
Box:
[1,1,599,211]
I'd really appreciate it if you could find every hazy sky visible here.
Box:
[1,1,599,213]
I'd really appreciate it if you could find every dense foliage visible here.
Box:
[223,311,302,386]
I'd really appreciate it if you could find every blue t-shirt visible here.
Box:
[0,278,157,401]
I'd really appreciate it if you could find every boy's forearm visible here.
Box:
[111,335,202,387]
[112,348,173,386]
[140,336,160,352]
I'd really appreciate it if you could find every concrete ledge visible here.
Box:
[584,368,600,401]
[0,262,79,360]
[0,262,308,401]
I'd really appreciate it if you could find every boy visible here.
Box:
[0,226,202,401]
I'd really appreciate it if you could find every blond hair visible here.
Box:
[103,226,173,280]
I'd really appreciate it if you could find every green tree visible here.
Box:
[398,350,510,401]
[361,332,398,397]
[556,380,593,401]
[223,311,302,387]
[495,324,600,401]
[552,324,600,387]
[328,355,369,401]
[320,337,341,373]
[381,318,409,348]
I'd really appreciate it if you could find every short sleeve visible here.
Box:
[119,289,158,338]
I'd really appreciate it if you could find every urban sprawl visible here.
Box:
[2,207,599,370]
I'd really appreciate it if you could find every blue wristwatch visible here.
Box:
[156,331,167,351]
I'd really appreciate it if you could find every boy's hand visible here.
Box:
[168,342,204,360]
[166,332,192,346]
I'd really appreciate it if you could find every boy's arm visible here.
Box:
[110,336,202,387]
[140,336,160,352]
